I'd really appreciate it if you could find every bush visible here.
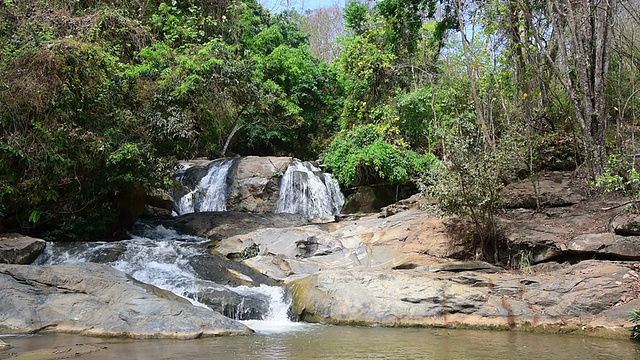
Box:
[324,123,437,186]
[426,129,525,263]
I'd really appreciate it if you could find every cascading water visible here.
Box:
[275,160,345,219]
[35,223,309,334]
[175,158,235,215]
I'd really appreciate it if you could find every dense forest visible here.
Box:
[1,0,639,258]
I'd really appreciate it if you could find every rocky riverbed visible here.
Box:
[1,170,639,341]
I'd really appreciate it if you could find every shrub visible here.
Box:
[324,123,437,186]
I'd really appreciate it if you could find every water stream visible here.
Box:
[175,158,236,214]
[35,223,304,335]
[275,160,345,219]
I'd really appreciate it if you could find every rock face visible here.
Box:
[227,156,292,213]
[290,260,635,332]
[0,263,251,338]
[214,209,462,281]
[0,233,46,264]
[208,186,638,335]
[501,172,585,209]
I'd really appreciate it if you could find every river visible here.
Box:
[3,325,639,359]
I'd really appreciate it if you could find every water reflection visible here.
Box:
[3,326,640,360]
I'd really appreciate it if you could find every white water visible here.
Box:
[275,161,345,219]
[36,224,305,334]
[176,159,234,214]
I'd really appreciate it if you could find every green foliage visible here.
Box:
[0,0,343,239]
[594,154,640,195]
[376,0,434,56]
[325,123,437,186]
[344,1,369,35]
[426,125,525,262]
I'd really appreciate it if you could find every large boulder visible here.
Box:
[216,209,463,282]
[567,233,640,260]
[147,189,175,210]
[0,263,251,338]
[289,260,634,333]
[0,233,46,264]
[227,156,292,213]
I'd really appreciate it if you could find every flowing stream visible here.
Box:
[35,223,307,335]
[275,160,345,219]
[175,158,236,214]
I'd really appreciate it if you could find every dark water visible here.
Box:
[3,326,640,360]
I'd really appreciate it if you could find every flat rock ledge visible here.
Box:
[0,263,251,339]
[289,260,638,338]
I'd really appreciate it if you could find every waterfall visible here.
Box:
[35,222,308,334]
[175,158,235,215]
[275,161,345,219]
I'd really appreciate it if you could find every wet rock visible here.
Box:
[3,344,105,359]
[0,263,251,338]
[147,189,175,211]
[195,286,270,321]
[227,156,292,213]
[0,233,46,264]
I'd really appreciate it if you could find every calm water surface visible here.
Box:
[3,326,640,360]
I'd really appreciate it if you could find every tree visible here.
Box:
[300,4,345,63]
[521,0,620,175]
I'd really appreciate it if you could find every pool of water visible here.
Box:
[3,326,639,360]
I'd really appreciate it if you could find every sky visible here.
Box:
[260,0,345,12]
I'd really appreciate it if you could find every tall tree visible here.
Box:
[522,0,619,174]
[300,4,345,63]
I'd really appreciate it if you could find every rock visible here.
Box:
[0,339,8,347]
[567,233,640,259]
[501,172,584,209]
[289,260,633,331]
[610,211,640,236]
[164,211,309,240]
[194,285,271,320]
[227,156,292,213]
[0,263,251,338]
[416,261,500,273]
[4,344,105,359]
[147,189,175,211]
[501,222,567,263]
[343,185,416,214]
[0,233,46,264]
[141,205,172,218]
[188,250,280,287]
[216,210,462,282]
